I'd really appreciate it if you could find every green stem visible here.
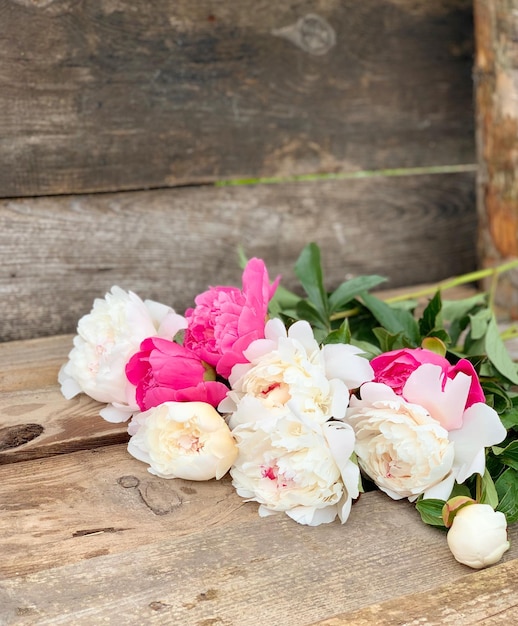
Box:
[384,259,518,305]
[500,325,518,341]
[476,473,482,503]
[329,307,361,322]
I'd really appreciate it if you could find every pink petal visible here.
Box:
[403,364,470,430]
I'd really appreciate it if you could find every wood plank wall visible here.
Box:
[0,0,476,342]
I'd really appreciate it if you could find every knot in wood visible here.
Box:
[272,14,336,56]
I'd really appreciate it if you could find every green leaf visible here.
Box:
[350,339,382,359]
[421,336,447,356]
[481,381,512,414]
[419,291,442,337]
[495,468,518,524]
[469,308,492,340]
[478,469,499,509]
[361,292,420,345]
[415,498,447,527]
[294,243,329,324]
[493,441,518,471]
[500,406,518,430]
[323,320,351,345]
[328,275,387,313]
[484,315,518,384]
[268,285,301,318]
[449,483,473,499]
[441,293,487,322]
[372,328,408,352]
[295,300,328,330]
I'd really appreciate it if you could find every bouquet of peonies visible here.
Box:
[60,243,517,569]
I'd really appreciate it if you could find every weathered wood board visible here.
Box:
[474,0,518,320]
[312,558,518,625]
[0,0,474,197]
[0,445,516,625]
[0,173,477,342]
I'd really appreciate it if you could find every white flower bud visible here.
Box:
[447,503,510,569]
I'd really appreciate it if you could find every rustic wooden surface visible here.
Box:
[474,0,518,320]
[311,558,518,625]
[0,332,517,625]
[0,173,477,342]
[0,0,474,198]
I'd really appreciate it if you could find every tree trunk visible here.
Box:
[475,0,518,318]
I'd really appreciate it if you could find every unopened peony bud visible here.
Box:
[442,495,476,528]
[446,503,510,569]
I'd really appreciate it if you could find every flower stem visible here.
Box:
[384,260,518,305]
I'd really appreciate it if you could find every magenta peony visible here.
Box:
[126,337,229,411]
[183,258,280,378]
[371,347,485,409]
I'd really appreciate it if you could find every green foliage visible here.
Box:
[416,498,447,528]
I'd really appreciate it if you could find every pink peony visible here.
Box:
[183,258,280,379]
[371,348,485,409]
[126,337,229,411]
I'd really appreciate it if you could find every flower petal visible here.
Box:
[403,363,470,430]
[449,402,507,483]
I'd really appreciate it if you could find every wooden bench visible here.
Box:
[1,2,517,624]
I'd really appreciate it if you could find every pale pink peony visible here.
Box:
[183,258,280,379]
[126,337,229,411]
[371,348,485,409]
[128,401,238,480]
[345,367,507,501]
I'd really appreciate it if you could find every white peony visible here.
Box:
[220,318,373,428]
[345,378,507,501]
[127,401,238,480]
[345,383,455,500]
[59,286,186,421]
[447,503,510,569]
[230,402,359,526]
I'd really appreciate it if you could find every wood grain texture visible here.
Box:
[0,445,515,624]
[311,559,518,625]
[0,0,474,197]
[0,335,127,464]
[474,1,518,320]
[0,173,477,342]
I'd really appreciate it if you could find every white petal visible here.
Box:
[449,403,507,484]
[422,472,456,501]
[99,403,135,423]
[323,343,374,389]
[403,364,469,430]
[287,504,337,526]
[323,421,359,499]
[287,320,319,354]
[350,382,399,406]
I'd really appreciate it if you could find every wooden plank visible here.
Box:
[0,172,477,342]
[0,336,127,465]
[0,0,475,197]
[0,445,516,624]
[474,0,518,320]
[311,559,518,625]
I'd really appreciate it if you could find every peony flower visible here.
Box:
[345,377,507,500]
[346,384,455,500]
[219,318,373,428]
[127,401,238,480]
[446,503,510,569]
[183,258,280,379]
[58,286,187,422]
[371,347,485,409]
[230,405,359,525]
[126,337,229,411]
